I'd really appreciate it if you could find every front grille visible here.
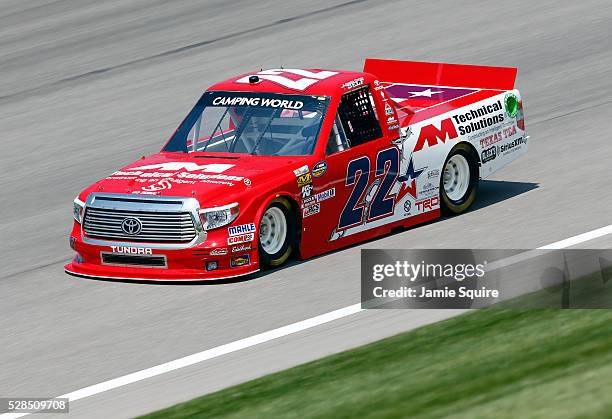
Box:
[101,252,167,268]
[84,208,197,243]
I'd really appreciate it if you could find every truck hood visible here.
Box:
[85,152,304,205]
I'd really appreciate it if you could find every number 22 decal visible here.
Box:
[338,147,399,230]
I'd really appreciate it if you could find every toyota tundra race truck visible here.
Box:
[66,59,527,281]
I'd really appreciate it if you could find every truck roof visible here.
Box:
[207,68,372,97]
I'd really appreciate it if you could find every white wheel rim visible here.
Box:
[259,207,287,255]
[443,154,471,201]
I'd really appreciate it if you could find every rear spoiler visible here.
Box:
[364,58,517,90]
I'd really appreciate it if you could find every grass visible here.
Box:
[140,308,612,419]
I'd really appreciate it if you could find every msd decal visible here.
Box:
[413,118,458,152]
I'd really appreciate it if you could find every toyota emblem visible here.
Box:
[121,217,142,235]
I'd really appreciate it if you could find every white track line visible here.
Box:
[3,224,612,419]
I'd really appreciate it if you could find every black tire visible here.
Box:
[440,143,479,214]
[258,198,297,268]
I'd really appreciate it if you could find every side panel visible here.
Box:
[300,90,527,259]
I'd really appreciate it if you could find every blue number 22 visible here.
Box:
[338,147,399,230]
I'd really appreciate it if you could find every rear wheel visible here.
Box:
[440,144,479,214]
[258,199,296,268]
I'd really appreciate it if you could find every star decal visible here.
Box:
[398,153,426,183]
[396,154,426,202]
[408,88,443,98]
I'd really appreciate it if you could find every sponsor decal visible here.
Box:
[109,164,243,187]
[293,165,309,177]
[243,178,252,186]
[297,173,313,187]
[385,102,394,116]
[227,233,254,245]
[301,183,313,199]
[374,79,388,92]
[212,96,303,109]
[413,118,458,152]
[415,196,440,212]
[230,254,251,268]
[311,161,327,178]
[228,223,256,236]
[235,69,339,91]
[388,124,400,130]
[504,93,519,118]
[140,179,172,192]
[110,246,152,255]
[499,137,525,154]
[315,188,335,202]
[481,146,497,164]
[127,162,233,173]
[387,116,397,125]
[427,169,440,179]
[341,77,365,90]
[479,131,503,148]
[302,203,321,218]
[231,244,252,253]
[302,188,335,209]
[502,124,517,138]
[451,100,505,136]
[210,248,228,256]
[403,200,412,213]
[420,182,438,198]
[301,195,316,208]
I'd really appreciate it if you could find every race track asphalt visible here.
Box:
[1,0,612,417]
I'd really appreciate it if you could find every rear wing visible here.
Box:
[364,58,517,90]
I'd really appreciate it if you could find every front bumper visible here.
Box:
[64,261,257,282]
[66,193,258,282]
[66,228,258,282]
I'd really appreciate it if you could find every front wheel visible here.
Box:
[258,199,296,268]
[440,144,479,214]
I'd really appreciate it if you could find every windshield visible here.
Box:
[164,91,330,156]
